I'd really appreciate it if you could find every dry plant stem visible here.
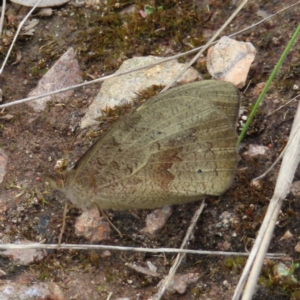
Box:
[232,102,300,300]
[253,124,300,182]
[0,0,42,75]
[160,0,248,93]
[0,242,285,258]
[152,200,206,300]
[58,202,68,247]
[0,1,298,109]
[0,269,6,276]
[267,94,300,116]
[0,0,6,38]
[106,292,113,300]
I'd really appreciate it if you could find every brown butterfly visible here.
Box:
[49,80,240,210]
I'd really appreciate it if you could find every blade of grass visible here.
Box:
[238,24,300,145]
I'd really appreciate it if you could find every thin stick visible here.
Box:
[253,124,300,182]
[267,94,300,116]
[0,0,42,75]
[152,200,205,300]
[106,292,113,300]
[0,242,285,258]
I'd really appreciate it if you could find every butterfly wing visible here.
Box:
[140,80,240,127]
[62,80,240,209]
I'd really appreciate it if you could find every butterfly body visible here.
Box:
[52,80,240,210]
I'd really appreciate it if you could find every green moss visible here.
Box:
[258,261,300,296]
[73,0,205,74]
[31,66,39,74]
[291,290,300,300]
[223,256,246,271]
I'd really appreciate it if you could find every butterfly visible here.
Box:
[49,80,240,210]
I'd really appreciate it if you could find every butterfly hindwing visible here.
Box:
[61,80,240,209]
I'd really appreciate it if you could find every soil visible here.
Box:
[0,0,300,299]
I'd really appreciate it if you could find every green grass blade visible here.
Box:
[238,24,300,145]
